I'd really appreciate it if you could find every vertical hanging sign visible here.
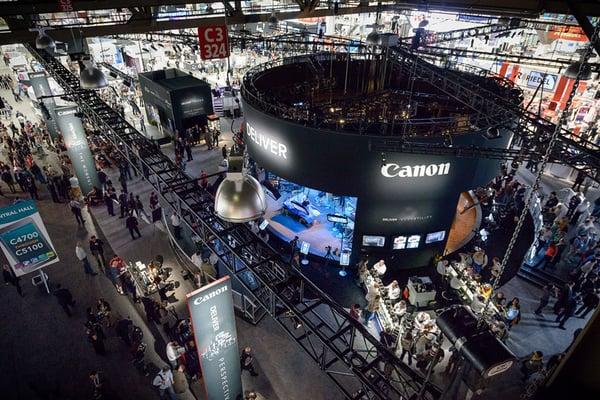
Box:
[55,105,100,195]
[187,276,242,400]
[29,72,59,139]
[198,25,230,60]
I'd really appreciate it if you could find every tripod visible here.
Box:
[324,246,335,266]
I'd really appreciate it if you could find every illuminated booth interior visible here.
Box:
[138,68,213,138]
[242,53,520,272]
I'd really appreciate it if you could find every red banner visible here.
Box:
[58,0,74,12]
[198,25,230,60]
[548,26,587,42]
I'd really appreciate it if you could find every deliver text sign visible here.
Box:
[198,25,230,60]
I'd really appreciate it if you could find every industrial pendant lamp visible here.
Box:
[366,30,380,45]
[214,152,267,223]
[564,61,592,80]
[80,58,108,89]
[35,29,55,50]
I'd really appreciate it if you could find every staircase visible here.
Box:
[212,96,224,116]
[517,263,567,288]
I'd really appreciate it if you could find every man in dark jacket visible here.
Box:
[576,290,599,319]
[53,284,76,317]
[126,214,141,240]
[119,191,129,218]
[89,236,106,271]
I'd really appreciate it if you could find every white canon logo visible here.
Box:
[381,163,450,178]
[193,286,228,306]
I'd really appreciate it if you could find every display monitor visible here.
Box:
[425,230,446,244]
[392,235,407,250]
[407,235,421,249]
[259,220,269,230]
[300,241,310,255]
[327,214,349,224]
[362,235,385,247]
[340,251,350,266]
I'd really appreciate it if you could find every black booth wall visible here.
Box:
[242,100,512,270]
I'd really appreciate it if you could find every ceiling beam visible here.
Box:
[566,0,600,55]
[2,0,600,17]
[0,5,388,45]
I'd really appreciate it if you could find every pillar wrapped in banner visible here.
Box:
[187,277,243,400]
[29,71,59,138]
[55,105,100,195]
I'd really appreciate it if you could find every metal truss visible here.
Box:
[99,62,136,86]
[389,46,600,180]
[414,45,600,72]
[28,45,440,400]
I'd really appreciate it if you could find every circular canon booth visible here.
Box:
[241,52,521,270]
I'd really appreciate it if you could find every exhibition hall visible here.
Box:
[0,2,599,400]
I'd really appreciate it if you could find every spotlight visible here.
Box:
[564,61,592,80]
[80,59,108,89]
[483,126,500,140]
[214,153,267,223]
[366,30,380,45]
[35,30,55,50]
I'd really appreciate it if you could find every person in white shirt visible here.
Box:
[436,259,449,276]
[75,242,97,276]
[386,280,401,300]
[393,299,407,318]
[373,259,387,276]
[552,203,568,223]
[191,250,203,269]
[166,342,184,368]
[470,295,486,314]
[171,213,182,239]
[152,366,177,400]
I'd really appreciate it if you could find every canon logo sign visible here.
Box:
[193,285,228,306]
[381,163,450,178]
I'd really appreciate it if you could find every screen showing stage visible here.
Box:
[261,171,357,260]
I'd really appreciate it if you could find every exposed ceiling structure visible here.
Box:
[1,1,599,45]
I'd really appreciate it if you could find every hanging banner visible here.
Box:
[198,25,230,60]
[55,105,100,195]
[0,200,59,277]
[187,277,242,400]
[29,71,59,138]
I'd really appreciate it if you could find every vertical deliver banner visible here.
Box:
[0,200,59,277]
[29,72,59,138]
[187,277,243,400]
[55,105,100,195]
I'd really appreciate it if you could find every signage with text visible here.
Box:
[187,277,242,400]
[0,200,59,277]
[55,105,100,194]
[198,25,230,60]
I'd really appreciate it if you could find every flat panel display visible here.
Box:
[425,230,446,244]
[407,235,421,249]
[362,235,385,247]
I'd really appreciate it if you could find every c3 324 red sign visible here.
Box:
[198,25,230,60]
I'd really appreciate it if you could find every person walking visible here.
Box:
[76,241,97,276]
[118,191,129,218]
[89,236,106,272]
[173,365,187,395]
[69,198,85,225]
[116,316,133,346]
[153,366,177,400]
[532,242,557,270]
[534,284,554,315]
[126,213,142,240]
[166,341,184,368]
[576,290,599,319]
[171,212,181,239]
[240,346,259,376]
[399,331,414,366]
[104,192,115,216]
[2,264,23,297]
[47,180,60,203]
[556,296,578,330]
[87,329,106,355]
[53,284,76,317]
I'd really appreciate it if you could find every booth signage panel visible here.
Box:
[187,277,242,400]
[0,200,59,277]
[55,106,101,194]
[198,25,230,60]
